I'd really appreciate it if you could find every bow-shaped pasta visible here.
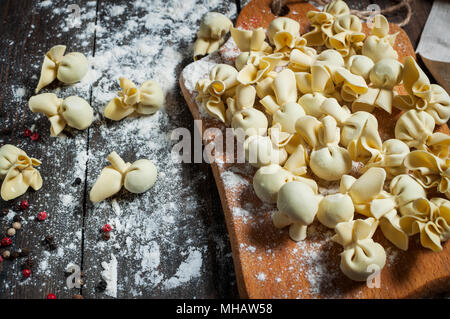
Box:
[260,69,298,114]
[362,15,398,63]
[193,12,232,60]
[36,45,88,93]
[346,55,374,81]
[196,64,238,122]
[393,57,450,124]
[105,78,164,121]
[237,53,284,85]
[394,109,435,150]
[272,180,322,241]
[90,151,157,203]
[297,92,327,118]
[244,135,287,168]
[303,0,350,47]
[400,197,450,252]
[253,163,317,204]
[328,14,365,57]
[0,145,43,201]
[231,107,268,137]
[295,115,352,181]
[353,58,403,114]
[362,139,410,177]
[225,84,256,124]
[332,217,386,281]
[340,111,383,163]
[340,168,411,251]
[317,192,354,229]
[332,67,368,102]
[404,150,450,199]
[294,49,345,95]
[267,17,301,51]
[28,93,94,136]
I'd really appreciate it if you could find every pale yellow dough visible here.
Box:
[0,145,43,201]
[36,45,88,93]
[29,93,94,136]
[90,151,157,203]
[105,78,164,121]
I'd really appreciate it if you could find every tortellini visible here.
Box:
[0,145,43,201]
[404,150,450,199]
[317,193,354,228]
[394,109,435,150]
[90,151,157,203]
[361,15,398,63]
[400,197,450,252]
[196,64,238,123]
[273,181,321,241]
[252,164,317,204]
[28,93,94,136]
[295,115,351,181]
[231,108,268,137]
[104,78,164,121]
[393,56,450,124]
[352,58,403,114]
[36,45,88,93]
[341,111,382,163]
[332,218,386,281]
[303,0,350,47]
[194,12,232,61]
[267,17,301,51]
[363,139,410,177]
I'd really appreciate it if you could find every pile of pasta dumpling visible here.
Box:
[195,0,450,282]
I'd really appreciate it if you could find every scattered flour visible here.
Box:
[101,253,118,298]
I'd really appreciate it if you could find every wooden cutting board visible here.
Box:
[179,0,450,298]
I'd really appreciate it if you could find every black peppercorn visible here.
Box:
[96,279,107,292]
[19,248,30,257]
[1,209,8,217]
[45,235,54,243]
[13,215,22,223]
[23,257,34,269]
[10,251,19,260]
[74,178,82,185]
[48,242,57,251]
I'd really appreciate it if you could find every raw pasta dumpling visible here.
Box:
[194,12,232,60]
[332,218,386,281]
[273,180,321,241]
[0,145,43,201]
[90,151,157,203]
[36,45,88,93]
[105,78,164,121]
[29,93,94,136]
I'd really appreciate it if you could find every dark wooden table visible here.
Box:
[0,0,435,299]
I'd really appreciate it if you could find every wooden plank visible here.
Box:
[180,0,450,299]
[81,0,238,299]
[0,0,97,299]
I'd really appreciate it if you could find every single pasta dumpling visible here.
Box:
[317,193,354,228]
[253,164,294,204]
[273,181,321,241]
[124,159,158,194]
[36,45,88,93]
[28,93,94,136]
[231,108,268,136]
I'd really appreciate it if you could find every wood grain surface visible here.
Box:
[0,0,443,299]
[180,0,450,298]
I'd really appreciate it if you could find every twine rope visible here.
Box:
[271,0,412,27]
